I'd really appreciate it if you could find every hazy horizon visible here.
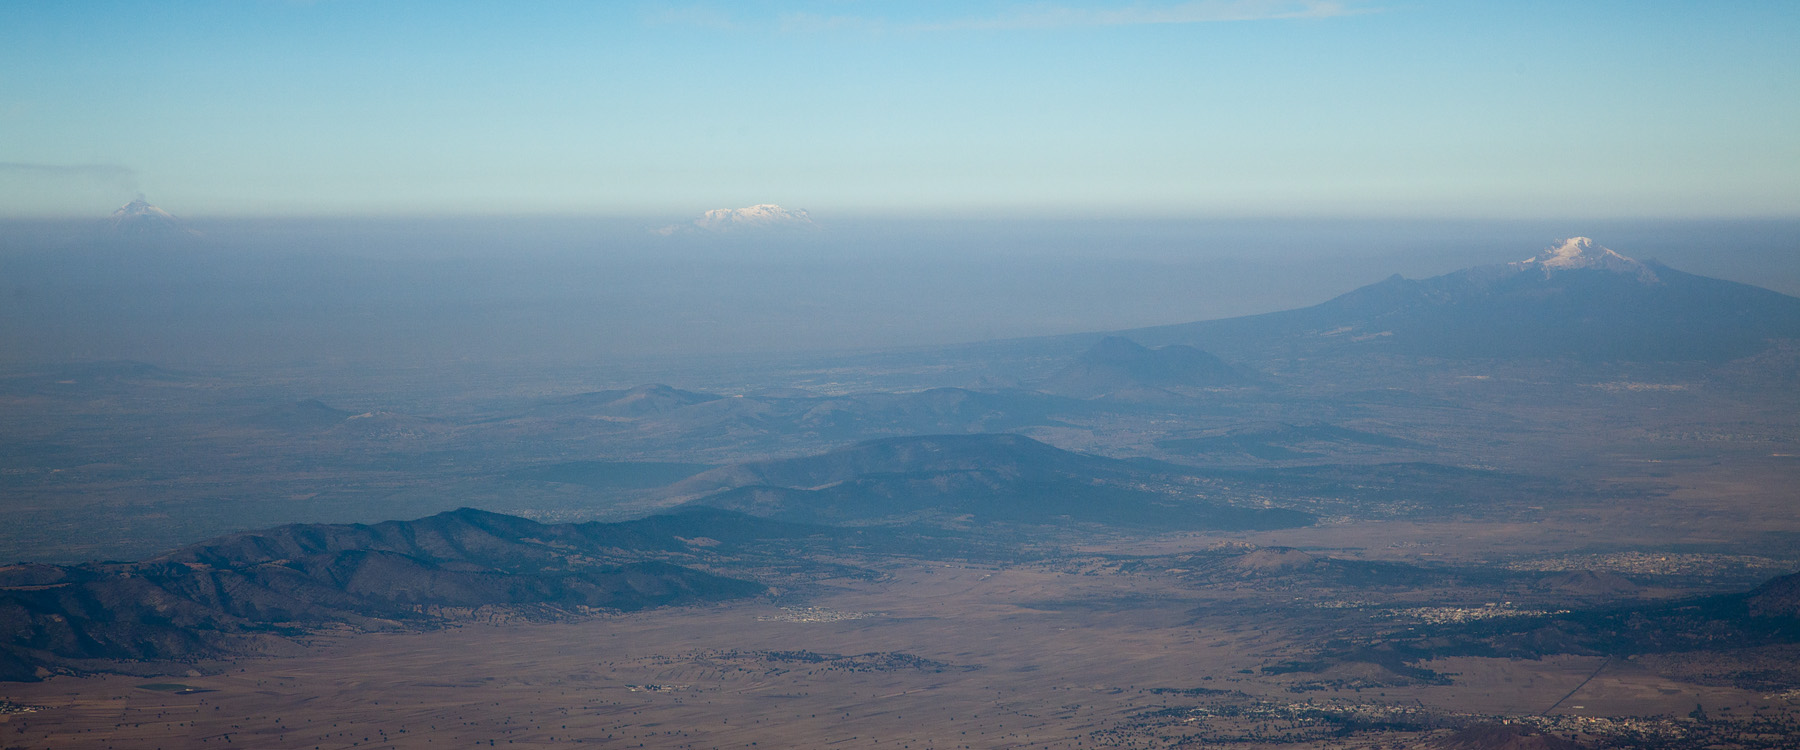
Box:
[5,215,1797,371]
[9,4,1800,742]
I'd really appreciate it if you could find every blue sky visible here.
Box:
[2,0,1797,218]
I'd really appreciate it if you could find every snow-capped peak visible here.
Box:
[109,196,196,237]
[654,204,819,235]
[696,204,814,230]
[111,197,177,222]
[1513,237,1658,283]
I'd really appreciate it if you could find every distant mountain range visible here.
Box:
[671,433,1313,530]
[1039,336,1246,397]
[548,383,724,417]
[0,508,800,681]
[1119,237,1800,363]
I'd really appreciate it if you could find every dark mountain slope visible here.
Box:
[673,434,1313,531]
[0,508,802,681]
[245,399,355,432]
[1745,570,1800,619]
[1298,570,1800,683]
[1449,569,1800,658]
[1039,336,1246,397]
[669,433,1150,496]
[546,384,725,417]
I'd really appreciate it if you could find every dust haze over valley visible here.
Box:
[5,215,1800,749]
[6,1,1800,748]
[7,216,1800,369]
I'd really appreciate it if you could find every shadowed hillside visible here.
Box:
[0,508,814,681]
[1039,336,1246,397]
[1287,570,1800,685]
[672,434,1314,531]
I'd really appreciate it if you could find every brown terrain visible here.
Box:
[3,254,1799,749]
[4,555,1797,749]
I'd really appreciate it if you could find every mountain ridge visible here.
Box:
[1039,336,1246,397]
[671,433,1314,531]
[0,507,822,681]
[1115,238,1800,362]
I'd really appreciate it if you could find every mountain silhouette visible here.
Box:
[0,508,800,681]
[674,433,1313,531]
[1040,336,1246,397]
[1126,238,1800,362]
[108,197,196,239]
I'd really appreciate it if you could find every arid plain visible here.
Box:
[5,241,1800,749]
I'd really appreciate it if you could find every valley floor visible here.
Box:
[6,551,1798,749]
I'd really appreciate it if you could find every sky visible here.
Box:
[2,0,1797,220]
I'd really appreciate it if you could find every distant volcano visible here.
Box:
[655,204,818,235]
[1511,236,1659,284]
[109,197,195,238]
[1126,237,1800,362]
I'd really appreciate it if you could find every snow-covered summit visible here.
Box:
[696,204,814,231]
[109,197,194,237]
[655,204,818,235]
[1512,237,1658,284]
